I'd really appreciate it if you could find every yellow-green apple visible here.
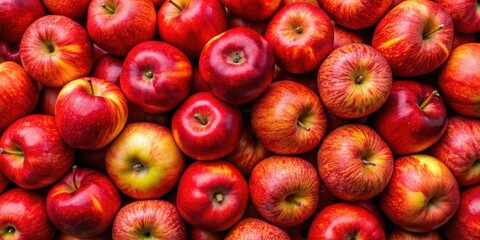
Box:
[55,77,128,150]
[265,2,333,74]
[90,54,124,87]
[171,92,243,161]
[332,22,365,49]
[379,154,460,233]
[199,27,274,105]
[157,0,227,58]
[42,0,91,20]
[225,218,290,240]
[388,228,442,240]
[438,43,480,117]
[371,80,448,155]
[0,0,46,43]
[0,61,39,132]
[372,0,454,77]
[432,0,480,33]
[0,188,56,240]
[227,13,269,35]
[112,199,186,240]
[46,167,121,238]
[318,124,394,201]
[307,202,386,240]
[442,184,480,239]
[220,0,280,21]
[250,80,327,155]
[318,43,392,119]
[176,160,249,232]
[37,87,61,116]
[0,114,75,189]
[105,122,185,199]
[87,0,156,56]
[318,0,391,30]
[249,155,320,227]
[120,41,192,114]
[20,15,94,87]
[0,41,20,64]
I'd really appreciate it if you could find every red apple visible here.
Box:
[112,199,186,239]
[42,0,91,20]
[90,54,124,87]
[265,2,333,74]
[332,22,366,49]
[0,41,20,64]
[280,0,318,7]
[190,64,209,94]
[75,148,107,174]
[125,101,172,126]
[372,0,454,77]
[157,0,227,58]
[20,15,94,87]
[187,226,227,240]
[47,167,122,238]
[0,188,56,240]
[37,86,61,116]
[0,172,8,195]
[55,77,128,150]
[442,184,480,239]
[120,40,192,114]
[55,231,112,240]
[249,155,320,227]
[452,32,478,49]
[272,65,319,95]
[225,218,290,240]
[318,43,392,119]
[371,80,448,155]
[220,0,280,22]
[0,61,39,132]
[171,92,243,161]
[379,154,460,233]
[433,0,480,33]
[388,228,442,240]
[199,27,275,105]
[176,160,249,232]
[87,0,156,56]
[0,0,46,43]
[227,13,269,35]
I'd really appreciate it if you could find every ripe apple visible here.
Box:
[227,13,269,35]
[87,0,156,56]
[42,0,91,20]
[20,14,94,87]
[0,172,8,195]
[0,114,75,189]
[452,32,478,49]
[249,155,320,227]
[0,188,56,240]
[280,0,318,7]
[318,0,392,30]
[438,43,480,117]
[176,160,249,232]
[90,54,124,87]
[55,77,128,150]
[318,43,392,119]
[120,40,192,114]
[187,226,227,240]
[432,0,480,33]
[0,41,20,64]
[112,199,186,240]
[0,61,39,132]
[372,0,454,77]
[190,65,209,94]
[125,101,172,126]
[442,184,480,239]
[225,218,291,240]
[318,124,394,201]
[199,27,275,105]
[55,231,112,240]
[37,86,61,116]
[250,80,327,155]
[379,154,460,233]
[371,80,448,155]
[47,167,122,238]
[0,0,46,43]
[307,202,386,240]
[265,2,333,74]
[171,92,243,161]
[332,22,366,49]
[220,0,280,22]
[157,0,227,58]
[388,228,442,240]
[105,122,185,199]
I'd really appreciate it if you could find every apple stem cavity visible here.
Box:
[194,113,208,125]
[214,192,224,203]
[297,120,311,131]
[355,75,364,84]
[133,163,144,172]
[419,90,440,109]
[72,165,79,191]
[6,226,15,234]
[423,24,444,39]
[87,79,94,95]
[232,52,242,64]
[168,0,184,11]
[144,70,154,79]
[0,148,24,156]
[294,26,303,34]
[101,3,116,14]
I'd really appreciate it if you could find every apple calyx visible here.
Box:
[0,148,24,156]
[423,24,444,39]
[72,165,79,191]
[194,113,208,125]
[419,90,440,109]
[213,192,224,204]
[297,120,311,131]
[4,226,15,235]
[101,3,116,14]
[286,194,302,207]
[133,162,145,172]
[294,26,303,34]
[144,70,154,80]
[168,0,184,11]
[355,75,364,84]
[232,52,243,64]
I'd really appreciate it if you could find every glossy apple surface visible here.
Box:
[433,0,480,33]
[0,0,46,43]
[220,0,280,21]
[90,54,124,87]
[388,228,442,240]
[442,184,480,239]
[225,218,290,240]
[0,41,20,64]
[42,0,91,20]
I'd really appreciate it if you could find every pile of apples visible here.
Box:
[0,0,479,239]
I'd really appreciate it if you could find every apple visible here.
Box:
[225,218,291,240]
[442,184,480,239]
[176,160,249,232]
[318,0,392,30]
[90,54,124,87]
[379,154,460,233]
[372,0,454,77]
[157,0,228,58]
[438,43,480,117]
[453,32,478,49]
[37,86,61,116]
[0,114,75,189]
[55,231,112,240]
[0,61,39,133]
[332,22,366,49]
[272,65,319,95]
[0,188,56,240]
[220,0,280,22]
[125,101,172,126]
[75,148,107,174]
[318,43,392,119]
[0,172,8,195]
[264,2,333,74]
[250,80,327,155]
[318,124,394,201]
[42,0,91,20]
[0,0,46,43]
[47,167,122,238]
[20,15,94,88]
[87,0,156,56]
[0,41,20,64]
[171,92,243,161]
[120,40,192,114]
[105,122,185,199]
[371,80,448,155]
[432,0,480,33]
[199,27,275,105]
[354,198,390,231]
[187,226,227,240]
[112,199,186,240]
[249,155,320,227]
[307,202,386,240]
[55,77,128,150]
[227,13,269,35]
[190,64,209,94]
[388,228,442,240]
[279,0,318,7]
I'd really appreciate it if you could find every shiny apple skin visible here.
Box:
[0,0,46,43]
[225,218,291,240]
[42,0,91,20]
[388,228,442,240]
[0,41,21,64]
[220,0,280,22]
[91,54,124,87]
[432,0,480,33]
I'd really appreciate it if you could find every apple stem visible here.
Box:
[424,24,444,38]
[214,192,224,203]
[232,52,242,64]
[168,0,184,11]
[145,70,154,79]
[297,120,311,131]
[362,159,376,166]
[294,26,303,34]
[419,90,440,109]
[133,163,144,172]
[101,3,115,14]
[6,226,15,234]
[194,113,208,125]
[87,79,94,95]
[72,165,79,191]
[0,148,24,156]
[355,75,364,84]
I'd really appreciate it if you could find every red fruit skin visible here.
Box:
[91,54,124,87]
[0,0,46,43]
[0,41,21,64]
[225,218,291,240]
